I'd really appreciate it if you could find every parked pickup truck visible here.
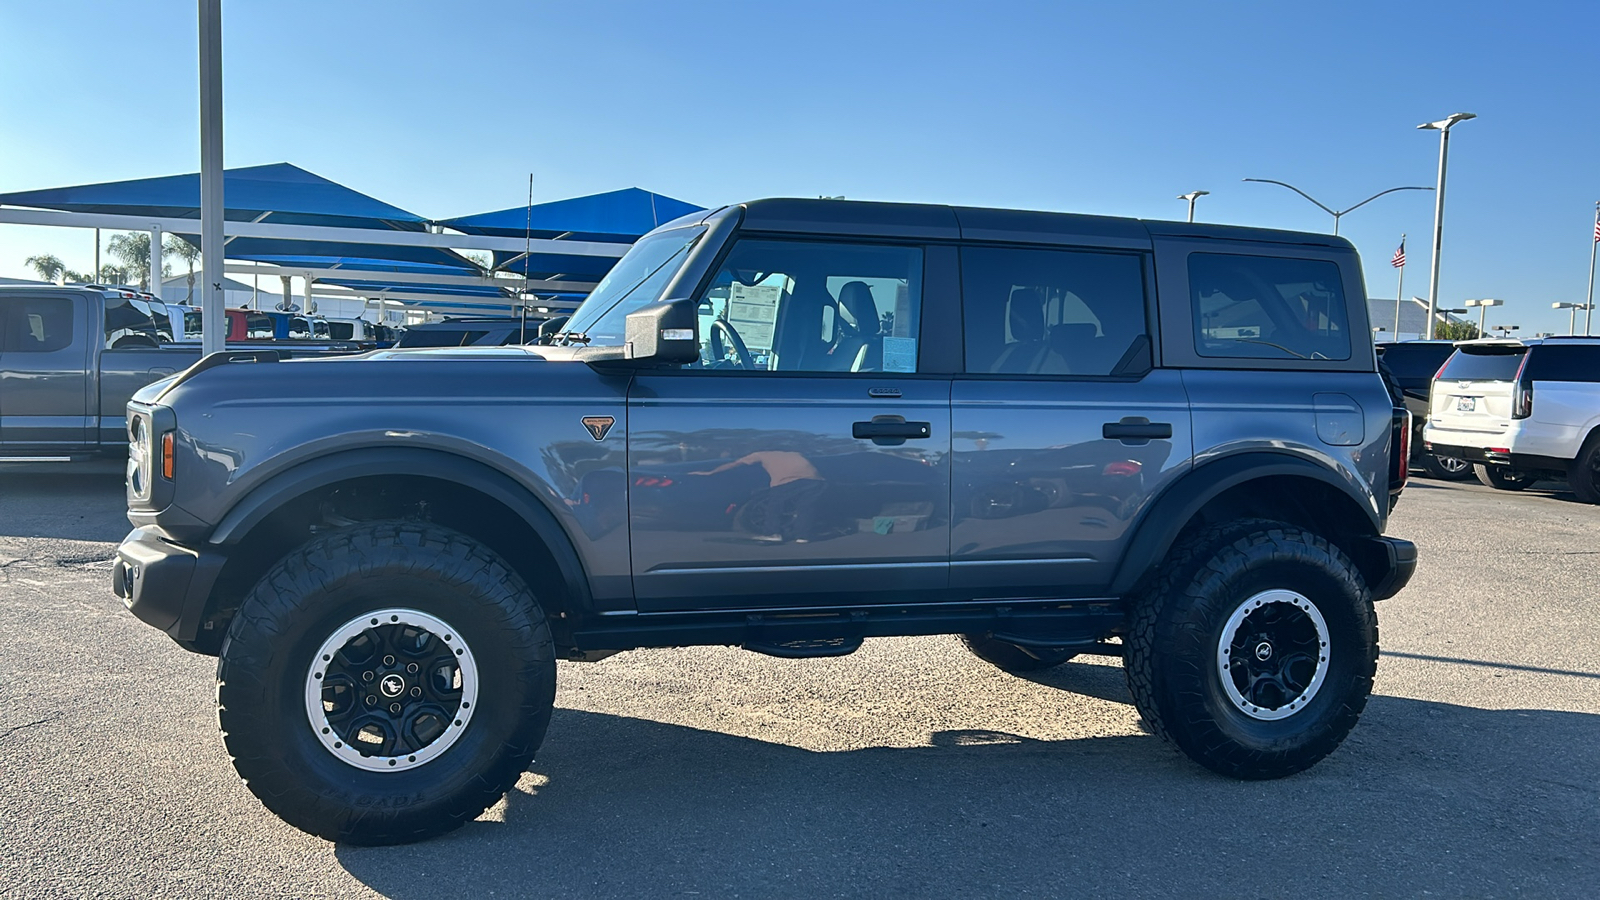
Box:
[0,285,355,459]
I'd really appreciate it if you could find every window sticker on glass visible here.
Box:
[728,282,782,352]
[881,336,917,373]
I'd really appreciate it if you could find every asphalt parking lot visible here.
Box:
[2,464,1597,899]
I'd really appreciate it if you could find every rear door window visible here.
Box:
[960,247,1149,376]
[1524,345,1600,383]
[1437,346,1526,382]
[1189,253,1350,361]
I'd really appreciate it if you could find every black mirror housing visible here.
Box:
[623,298,699,366]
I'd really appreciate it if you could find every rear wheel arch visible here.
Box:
[1111,453,1383,598]
[192,448,592,653]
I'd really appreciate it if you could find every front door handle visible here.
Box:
[853,415,932,446]
[1103,416,1172,445]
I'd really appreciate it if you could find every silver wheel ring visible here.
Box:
[1216,589,1331,722]
[304,608,479,772]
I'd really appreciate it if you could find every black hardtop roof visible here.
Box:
[730,197,1353,250]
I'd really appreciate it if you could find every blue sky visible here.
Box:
[2,0,1597,335]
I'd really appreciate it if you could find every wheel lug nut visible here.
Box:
[410,686,422,698]
[406,663,419,674]
[365,696,377,707]
[389,702,402,714]
[362,671,375,682]
[383,655,396,666]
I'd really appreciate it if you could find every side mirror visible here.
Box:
[623,297,700,366]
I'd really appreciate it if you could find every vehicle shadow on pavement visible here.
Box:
[336,697,1599,899]
[0,466,129,544]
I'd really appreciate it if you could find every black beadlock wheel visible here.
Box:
[217,521,556,845]
[1474,463,1535,491]
[959,633,1077,673]
[1124,519,1378,780]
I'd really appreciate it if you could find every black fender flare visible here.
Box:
[1108,451,1381,597]
[207,446,593,611]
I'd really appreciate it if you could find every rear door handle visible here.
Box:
[853,415,932,446]
[1103,416,1172,444]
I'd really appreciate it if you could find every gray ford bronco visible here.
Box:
[114,198,1417,844]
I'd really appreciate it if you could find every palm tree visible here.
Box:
[165,235,202,302]
[105,232,173,291]
[24,253,66,283]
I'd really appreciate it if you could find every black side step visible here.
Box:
[743,636,865,659]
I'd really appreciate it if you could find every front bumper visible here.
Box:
[112,527,225,645]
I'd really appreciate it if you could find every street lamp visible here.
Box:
[1241,179,1432,235]
[1418,112,1477,339]
[1553,301,1594,336]
[1177,191,1209,223]
[1491,324,1520,338]
[1464,298,1503,336]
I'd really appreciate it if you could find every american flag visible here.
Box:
[1391,239,1406,268]
[1593,211,1599,243]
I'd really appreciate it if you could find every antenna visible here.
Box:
[521,173,533,344]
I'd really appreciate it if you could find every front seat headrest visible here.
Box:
[1007,286,1046,342]
[836,281,880,336]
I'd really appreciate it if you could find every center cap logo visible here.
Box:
[379,674,406,698]
[1254,642,1274,661]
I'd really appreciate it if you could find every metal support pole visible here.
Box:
[1187,196,1196,223]
[1478,303,1487,337]
[198,0,225,355]
[1424,129,1452,340]
[304,271,314,315]
[1586,202,1598,336]
[1394,234,1405,338]
[280,275,292,311]
[149,225,162,296]
[1570,306,1578,336]
[93,228,100,281]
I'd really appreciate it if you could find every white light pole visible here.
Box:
[1177,190,1209,223]
[1553,302,1593,336]
[198,0,225,355]
[1464,298,1502,337]
[1418,112,1476,339]
[148,224,162,296]
[1586,201,1598,335]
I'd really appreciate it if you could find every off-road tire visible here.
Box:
[1474,463,1535,491]
[1420,453,1474,481]
[959,633,1077,673]
[1124,519,1378,779]
[217,521,556,845]
[1565,433,1600,504]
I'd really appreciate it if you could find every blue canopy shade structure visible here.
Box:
[0,162,480,272]
[439,187,703,276]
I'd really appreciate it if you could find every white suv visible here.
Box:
[1423,338,1600,501]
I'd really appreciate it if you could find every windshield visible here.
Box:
[560,226,705,345]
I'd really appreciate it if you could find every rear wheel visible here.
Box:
[1567,436,1600,504]
[218,521,556,845]
[1420,453,1474,480]
[1125,519,1377,779]
[1474,463,1535,491]
[959,633,1076,673]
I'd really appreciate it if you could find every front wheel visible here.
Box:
[218,522,556,845]
[1125,520,1377,779]
[1474,463,1535,491]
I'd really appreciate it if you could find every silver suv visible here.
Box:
[113,198,1416,844]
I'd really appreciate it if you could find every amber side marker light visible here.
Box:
[162,432,174,479]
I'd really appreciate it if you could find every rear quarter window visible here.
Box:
[1524,345,1600,383]
[1189,253,1350,361]
[1437,347,1526,382]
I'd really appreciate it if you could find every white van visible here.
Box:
[1423,338,1600,500]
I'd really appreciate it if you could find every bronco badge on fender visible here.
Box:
[581,416,615,441]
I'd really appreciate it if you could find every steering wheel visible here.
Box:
[708,318,755,369]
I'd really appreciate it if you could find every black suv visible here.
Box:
[1377,340,1473,480]
[114,198,1416,844]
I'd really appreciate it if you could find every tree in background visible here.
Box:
[24,253,66,283]
[165,235,201,302]
[1435,320,1481,340]
[104,231,172,291]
